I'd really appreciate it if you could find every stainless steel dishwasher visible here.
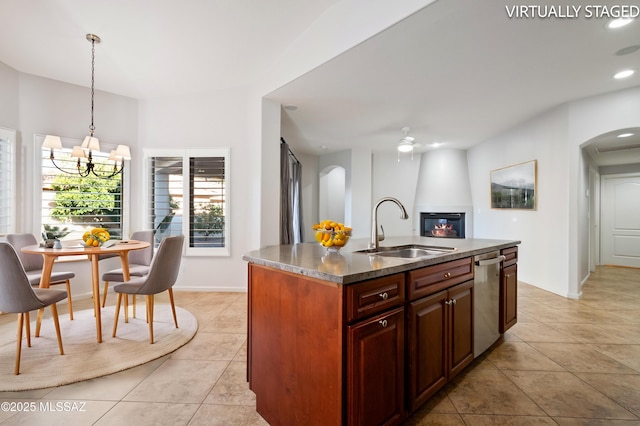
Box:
[473,251,506,357]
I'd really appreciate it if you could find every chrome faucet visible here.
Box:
[369,197,409,249]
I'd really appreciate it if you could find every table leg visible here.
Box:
[89,254,102,343]
[36,256,55,337]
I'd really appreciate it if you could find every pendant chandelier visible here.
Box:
[42,34,131,179]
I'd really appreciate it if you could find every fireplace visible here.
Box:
[420,212,465,238]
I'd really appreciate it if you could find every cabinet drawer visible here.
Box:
[347,273,405,322]
[501,246,518,267]
[407,257,473,301]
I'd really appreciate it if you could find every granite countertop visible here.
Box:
[243,236,521,284]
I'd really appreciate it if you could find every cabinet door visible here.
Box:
[407,290,448,411]
[448,281,474,378]
[500,263,517,333]
[348,307,405,426]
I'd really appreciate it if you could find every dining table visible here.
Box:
[21,240,151,343]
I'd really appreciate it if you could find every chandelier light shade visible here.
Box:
[42,33,131,179]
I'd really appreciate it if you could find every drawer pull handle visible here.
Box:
[379,319,388,327]
[445,300,452,305]
[452,298,456,305]
[378,292,389,300]
[444,272,452,279]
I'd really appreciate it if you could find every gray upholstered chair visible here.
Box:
[112,235,184,344]
[101,230,154,308]
[0,242,67,375]
[6,233,76,320]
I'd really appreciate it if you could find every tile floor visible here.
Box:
[0,266,638,425]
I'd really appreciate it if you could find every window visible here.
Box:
[145,149,229,256]
[39,135,125,241]
[0,127,16,235]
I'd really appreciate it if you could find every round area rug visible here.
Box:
[0,305,198,391]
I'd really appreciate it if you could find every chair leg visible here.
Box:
[15,313,24,375]
[168,288,178,329]
[25,312,31,348]
[147,295,154,344]
[112,293,123,338]
[102,281,109,308]
[65,279,74,320]
[133,295,137,319]
[50,304,64,356]
[124,295,129,323]
[35,308,44,337]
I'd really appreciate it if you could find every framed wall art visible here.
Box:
[490,160,536,210]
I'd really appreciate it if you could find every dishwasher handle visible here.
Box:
[475,255,506,267]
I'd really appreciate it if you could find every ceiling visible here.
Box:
[1,0,639,166]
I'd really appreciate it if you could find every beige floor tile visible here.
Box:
[588,344,640,372]
[171,332,246,361]
[460,414,559,425]
[94,401,199,426]
[553,418,640,425]
[547,323,637,344]
[200,311,247,334]
[44,356,168,401]
[188,404,269,425]
[503,370,637,419]
[507,322,578,343]
[447,368,545,416]
[404,412,465,425]
[529,342,638,373]
[203,361,255,406]
[486,341,565,371]
[576,372,640,417]
[123,359,228,403]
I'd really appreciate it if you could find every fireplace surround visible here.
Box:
[420,212,465,238]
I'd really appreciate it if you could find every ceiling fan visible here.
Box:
[398,127,418,153]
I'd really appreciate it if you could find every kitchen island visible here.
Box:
[243,236,520,426]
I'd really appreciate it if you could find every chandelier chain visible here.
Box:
[90,37,96,136]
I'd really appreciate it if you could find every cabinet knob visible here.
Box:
[378,292,389,300]
[378,319,388,327]
[444,272,451,279]
[445,300,452,305]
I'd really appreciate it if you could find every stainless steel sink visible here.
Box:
[355,244,456,259]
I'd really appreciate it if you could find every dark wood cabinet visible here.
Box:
[407,280,473,411]
[348,307,405,426]
[247,245,518,425]
[500,247,518,333]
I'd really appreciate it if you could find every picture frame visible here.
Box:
[490,160,536,210]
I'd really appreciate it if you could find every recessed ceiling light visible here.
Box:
[283,104,298,111]
[608,18,634,29]
[618,133,634,138]
[614,69,635,79]
[320,145,328,150]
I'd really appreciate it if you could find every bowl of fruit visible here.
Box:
[312,220,352,252]
[82,228,111,247]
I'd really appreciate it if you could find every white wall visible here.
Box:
[372,151,421,237]
[468,105,571,297]
[138,87,254,291]
[0,62,19,130]
[468,86,640,298]
[567,86,640,297]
